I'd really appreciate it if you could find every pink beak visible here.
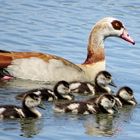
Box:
[120,29,135,45]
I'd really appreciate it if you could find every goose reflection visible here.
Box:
[0,78,51,90]
[84,104,137,137]
[19,118,44,138]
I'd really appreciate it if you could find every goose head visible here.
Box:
[116,86,137,105]
[95,71,116,93]
[92,17,135,45]
[23,91,42,109]
[55,81,70,94]
[96,94,117,114]
[54,80,74,100]
[84,17,135,66]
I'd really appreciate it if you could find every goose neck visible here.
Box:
[83,28,105,64]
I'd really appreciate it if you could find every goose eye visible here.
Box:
[111,20,123,30]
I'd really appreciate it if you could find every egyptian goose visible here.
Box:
[53,94,117,115]
[0,91,44,119]
[0,17,135,81]
[87,86,137,108]
[114,86,137,107]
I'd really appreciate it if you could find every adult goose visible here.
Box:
[0,17,135,82]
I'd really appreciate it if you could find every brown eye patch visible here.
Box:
[111,20,124,30]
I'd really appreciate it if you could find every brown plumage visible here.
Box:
[0,17,135,82]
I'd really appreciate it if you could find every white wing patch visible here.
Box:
[62,95,73,100]
[48,90,55,96]
[87,84,95,95]
[107,109,114,114]
[34,91,41,96]
[70,83,81,90]
[67,103,79,110]
[87,104,96,113]
[83,111,89,115]
[15,108,25,118]
[10,116,15,119]
[0,108,6,114]
[48,97,53,101]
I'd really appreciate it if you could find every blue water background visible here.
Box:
[0,0,140,139]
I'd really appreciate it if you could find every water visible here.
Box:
[0,0,140,139]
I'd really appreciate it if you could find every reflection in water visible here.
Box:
[84,105,136,137]
[0,78,51,90]
[84,114,118,137]
[0,117,44,138]
[19,118,44,138]
[118,105,136,123]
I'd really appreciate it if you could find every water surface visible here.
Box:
[0,0,140,139]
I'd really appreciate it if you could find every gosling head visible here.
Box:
[23,91,42,109]
[116,86,137,105]
[55,80,70,94]
[95,71,116,93]
[54,80,74,100]
[96,94,117,114]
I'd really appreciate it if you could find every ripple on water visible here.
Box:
[0,0,140,140]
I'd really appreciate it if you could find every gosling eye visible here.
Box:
[110,98,114,102]
[106,75,111,79]
[63,87,67,90]
[33,95,39,100]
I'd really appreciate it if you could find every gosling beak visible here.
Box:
[109,80,117,88]
[120,29,135,45]
[38,102,46,110]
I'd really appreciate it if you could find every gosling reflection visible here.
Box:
[84,104,137,137]
[19,118,43,138]
[118,105,136,122]
[84,114,118,137]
